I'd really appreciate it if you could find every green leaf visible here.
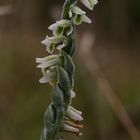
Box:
[51,84,64,110]
[62,51,75,88]
[57,66,71,110]
[42,104,57,140]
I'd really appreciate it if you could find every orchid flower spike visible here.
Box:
[36,0,98,139]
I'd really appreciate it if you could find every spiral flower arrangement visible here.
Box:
[36,0,98,139]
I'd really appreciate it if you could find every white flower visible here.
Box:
[36,55,59,63]
[48,19,73,36]
[36,55,58,85]
[69,6,92,25]
[36,55,59,69]
[66,106,83,121]
[80,0,98,10]
[62,123,82,136]
[41,36,66,53]
[68,106,82,115]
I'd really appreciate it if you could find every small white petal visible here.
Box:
[80,0,98,10]
[47,36,66,44]
[69,106,82,115]
[36,55,58,63]
[37,59,58,68]
[39,76,50,83]
[81,15,92,23]
[80,0,93,10]
[62,124,79,134]
[41,39,50,46]
[57,44,65,51]
[66,106,83,121]
[58,19,71,28]
[71,90,76,98]
[69,10,72,18]
[48,22,58,31]
[90,0,98,5]
[71,6,86,15]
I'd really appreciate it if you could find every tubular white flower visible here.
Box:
[36,55,58,85]
[69,6,91,25]
[41,36,67,53]
[62,123,80,135]
[80,0,98,10]
[69,106,82,115]
[63,120,83,129]
[36,58,58,69]
[36,55,59,63]
[66,106,83,121]
[48,19,73,36]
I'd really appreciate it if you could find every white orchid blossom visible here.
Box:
[48,19,73,36]
[41,36,67,53]
[62,123,82,136]
[36,55,58,85]
[69,6,91,25]
[80,0,98,10]
[36,55,59,69]
[66,106,83,121]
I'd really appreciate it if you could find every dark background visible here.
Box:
[0,0,140,140]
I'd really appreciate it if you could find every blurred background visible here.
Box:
[0,0,140,140]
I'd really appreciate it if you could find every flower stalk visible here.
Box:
[36,0,98,140]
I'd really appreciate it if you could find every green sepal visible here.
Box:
[57,66,71,110]
[74,14,82,25]
[55,26,63,36]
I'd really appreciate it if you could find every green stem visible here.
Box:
[61,0,71,19]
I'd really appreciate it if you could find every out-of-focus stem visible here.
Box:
[79,33,140,140]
